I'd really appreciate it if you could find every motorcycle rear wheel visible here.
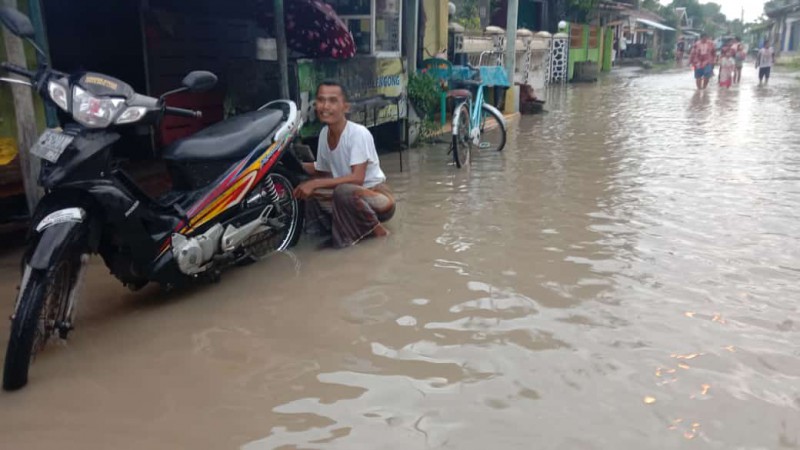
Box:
[239,170,303,263]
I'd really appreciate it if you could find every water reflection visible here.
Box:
[248,67,800,449]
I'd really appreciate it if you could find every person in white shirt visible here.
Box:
[756,41,775,84]
[294,81,395,248]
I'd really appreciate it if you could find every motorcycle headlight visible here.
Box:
[71,86,125,128]
[47,81,69,112]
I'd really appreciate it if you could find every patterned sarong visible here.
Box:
[304,184,395,248]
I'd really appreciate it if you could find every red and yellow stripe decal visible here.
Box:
[179,141,281,234]
[155,135,288,260]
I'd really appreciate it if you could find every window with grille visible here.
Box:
[326,0,402,56]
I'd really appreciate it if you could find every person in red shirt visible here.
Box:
[689,33,716,90]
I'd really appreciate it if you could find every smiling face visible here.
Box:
[315,84,350,126]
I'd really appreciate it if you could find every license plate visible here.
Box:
[31,129,74,163]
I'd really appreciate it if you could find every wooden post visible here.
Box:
[2,0,42,214]
[273,0,290,99]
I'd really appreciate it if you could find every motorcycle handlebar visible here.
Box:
[165,106,202,119]
[1,62,35,79]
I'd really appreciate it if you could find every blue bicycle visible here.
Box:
[449,69,507,168]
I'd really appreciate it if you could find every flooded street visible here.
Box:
[2,66,800,449]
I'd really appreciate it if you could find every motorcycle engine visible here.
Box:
[171,224,223,275]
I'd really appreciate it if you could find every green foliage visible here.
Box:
[408,71,442,144]
[640,0,662,14]
[408,71,439,118]
[566,0,600,22]
[418,118,442,142]
[669,0,728,35]
[455,0,482,31]
[454,0,503,27]
[765,0,796,14]
[781,57,800,69]
[457,16,482,31]
[728,19,745,38]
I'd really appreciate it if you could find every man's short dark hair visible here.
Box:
[316,80,349,101]
[701,33,709,38]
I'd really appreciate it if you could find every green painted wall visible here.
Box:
[602,27,613,71]
[569,24,614,78]
[567,24,588,80]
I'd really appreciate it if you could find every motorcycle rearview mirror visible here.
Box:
[0,7,49,65]
[159,71,218,102]
[182,71,218,92]
[0,7,35,38]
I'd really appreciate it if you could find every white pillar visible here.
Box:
[504,0,519,114]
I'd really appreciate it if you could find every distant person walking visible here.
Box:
[619,34,627,60]
[676,37,686,63]
[756,42,775,84]
[733,39,746,84]
[689,33,716,90]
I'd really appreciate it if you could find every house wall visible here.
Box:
[782,16,800,52]
[567,24,587,79]
[422,0,448,58]
[568,24,608,79]
[602,27,613,71]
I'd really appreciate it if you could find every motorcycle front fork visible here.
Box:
[57,254,90,339]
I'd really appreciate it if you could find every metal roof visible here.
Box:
[636,18,676,31]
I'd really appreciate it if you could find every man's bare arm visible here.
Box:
[308,162,367,189]
[302,162,331,178]
[293,163,368,199]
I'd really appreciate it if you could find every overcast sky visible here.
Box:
[660,0,768,22]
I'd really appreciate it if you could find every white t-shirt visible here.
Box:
[758,47,775,68]
[314,121,386,188]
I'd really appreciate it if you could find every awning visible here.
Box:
[636,18,676,31]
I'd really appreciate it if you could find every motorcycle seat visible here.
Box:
[162,109,284,162]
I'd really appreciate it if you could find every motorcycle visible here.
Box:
[0,7,307,390]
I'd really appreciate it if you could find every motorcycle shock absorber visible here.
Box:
[263,176,281,205]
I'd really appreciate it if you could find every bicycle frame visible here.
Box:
[452,82,486,145]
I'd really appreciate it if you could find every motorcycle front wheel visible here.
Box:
[3,255,81,391]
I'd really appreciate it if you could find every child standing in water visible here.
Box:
[718,49,735,89]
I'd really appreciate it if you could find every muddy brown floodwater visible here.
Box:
[1,66,800,449]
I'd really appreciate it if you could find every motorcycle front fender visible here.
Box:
[28,207,99,270]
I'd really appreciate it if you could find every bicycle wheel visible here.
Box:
[452,102,471,168]
[477,104,506,153]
